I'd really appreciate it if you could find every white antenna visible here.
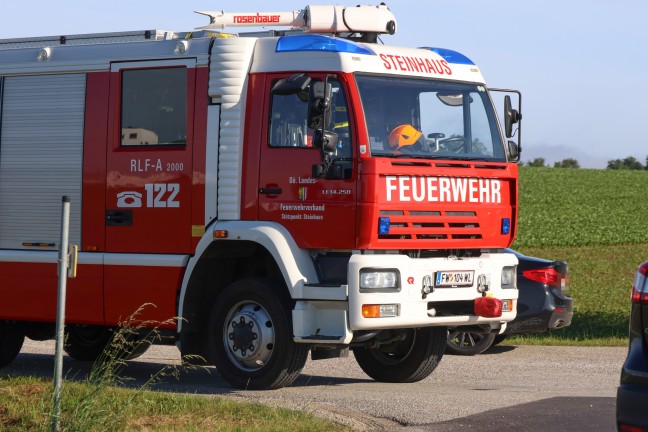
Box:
[195,4,397,36]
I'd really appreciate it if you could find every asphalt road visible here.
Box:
[1,340,625,431]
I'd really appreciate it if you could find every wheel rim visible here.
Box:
[369,330,416,365]
[223,301,275,372]
[448,330,486,349]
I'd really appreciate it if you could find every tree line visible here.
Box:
[525,156,648,170]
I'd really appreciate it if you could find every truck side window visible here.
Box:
[269,89,310,148]
[120,68,187,146]
[268,78,352,158]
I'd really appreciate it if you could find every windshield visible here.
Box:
[356,75,506,161]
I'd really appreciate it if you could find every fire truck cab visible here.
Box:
[0,4,522,389]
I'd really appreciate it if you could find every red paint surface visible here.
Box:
[0,262,103,323]
[104,265,182,328]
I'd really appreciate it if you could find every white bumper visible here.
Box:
[347,252,519,330]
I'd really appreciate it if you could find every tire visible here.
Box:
[445,328,496,356]
[64,325,151,361]
[208,278,308,390]
[353,326,446,383]
[492,334,507,346]
[0,321,25,368]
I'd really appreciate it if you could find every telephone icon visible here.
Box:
[116,191,142,208]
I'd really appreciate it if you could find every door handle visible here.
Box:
[259,187,282,195]
[106,210,133,226]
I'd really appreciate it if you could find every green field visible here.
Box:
[507,167,648,345]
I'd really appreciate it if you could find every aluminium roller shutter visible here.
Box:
[0,74,85,249]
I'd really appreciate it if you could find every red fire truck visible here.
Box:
[0,4,522,389]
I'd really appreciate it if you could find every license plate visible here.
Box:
[502,299,512,312]
[435,270,474,287]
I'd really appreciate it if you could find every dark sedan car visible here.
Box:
[617,261,648,431]
[446,249,574,355]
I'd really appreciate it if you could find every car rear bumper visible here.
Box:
[504,291,573,335]
[617,384,648,430]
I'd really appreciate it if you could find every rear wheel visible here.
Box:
[64,325,150,361]
[353,326,446,383]
[208,278,308,390]
[0,321,25,368]
[445,328,496,356]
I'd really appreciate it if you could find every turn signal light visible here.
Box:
[362,304,398,318]
[213,230,228,239]
[474,296,503,318]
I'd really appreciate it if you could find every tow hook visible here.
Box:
[422,275,434,299]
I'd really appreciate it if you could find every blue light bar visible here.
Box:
[501,218,511,235]
[276,34,374,55]
[421,47,475,65]
[378,217,391,235]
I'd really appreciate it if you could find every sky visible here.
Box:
[2,0,646,168]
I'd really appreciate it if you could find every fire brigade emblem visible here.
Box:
[298,187,308,201]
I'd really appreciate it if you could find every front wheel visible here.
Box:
[445,328,496,356]
[208,278,308,390]
[0,321,25,368]
[353,326,446,383]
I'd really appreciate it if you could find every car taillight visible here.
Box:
[523,267,566,288]
[631,262,648,304]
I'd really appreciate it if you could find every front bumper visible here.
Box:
[347,252,519,330]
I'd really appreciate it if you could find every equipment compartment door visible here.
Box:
[257,74,357,249]
[105,60,196,254]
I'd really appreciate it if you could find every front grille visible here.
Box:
[379,209,482,241]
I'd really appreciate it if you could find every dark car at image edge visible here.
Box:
[446,249,574,355]
[617,261,648,432]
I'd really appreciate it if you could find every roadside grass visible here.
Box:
[0,376,346,432]
[0,309,351,432]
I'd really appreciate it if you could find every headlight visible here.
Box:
[360,269,400,291]
[501,266,517,289]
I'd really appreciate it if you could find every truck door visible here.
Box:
[103,60,196,324]
[258,75,357,249]
[106,60,195,254]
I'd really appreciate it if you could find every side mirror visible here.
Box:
[308,81,333,130]
[271,73,312,98]
[504,95,521,138]
[507,140,521,162]
[313,129,338,152]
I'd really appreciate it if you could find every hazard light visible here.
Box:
[501,218,511,235]
[276,34,374,55]
[378,217,390,235]
[474,296,503,318]
[422,47,474,65]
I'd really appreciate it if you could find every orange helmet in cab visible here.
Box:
[388,124,423,151]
